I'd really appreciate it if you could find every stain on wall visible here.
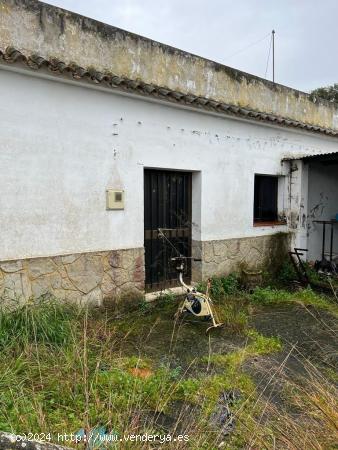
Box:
[192,233,290,280]
[307,162,338,261]
[0,0,337,130]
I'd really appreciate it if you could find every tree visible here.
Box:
[310,83,338,103]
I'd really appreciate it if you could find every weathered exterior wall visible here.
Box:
[283,158,338,263]
[288,160,309,252]
[0,0,337,130]
[0,248,144,308]
[307,162,338,261]
[192,234,290,280]
[1,1,337,304]
[0,68,337,301]
[1,68,338,265]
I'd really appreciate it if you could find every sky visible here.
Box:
[45,0,338,93]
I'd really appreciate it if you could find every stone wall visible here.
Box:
[192,233,290,280]
[0,248,144,308]
[0,235,290,306]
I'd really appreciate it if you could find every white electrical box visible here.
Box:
[106,189,124,210]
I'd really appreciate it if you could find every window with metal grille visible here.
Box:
[254,175,278,223]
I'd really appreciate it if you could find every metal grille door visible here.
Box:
[144,169,192,291]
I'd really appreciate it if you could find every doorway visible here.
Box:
[144,169,192,291]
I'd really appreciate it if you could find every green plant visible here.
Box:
[138,298,152,314]
[159,291,176,303]
[1,289,336,449]
[275,259,338,291]
[245,329,283,354]
[276,260,297,285]
[202,330,282,370]
[220,274,240,294]
[250,286,292,305]
[310,83,338,103]
[216,303,248,332]
[0,296,78,350]
[249,286,338,316]
[175,378,201,401]
[197,274,239,298]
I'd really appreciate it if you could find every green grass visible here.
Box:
[0,293,278,447]
[195,269,338,317]
[0,296,79,350]
[0,281,337,449]
[213,297,249,333]
[201,329,282,370]
[249,285,338,315]
[176,329,282,407]
[0,327,182,434]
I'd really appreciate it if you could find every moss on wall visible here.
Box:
[1,0,337,130]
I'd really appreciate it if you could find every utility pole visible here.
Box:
[272,29,275,83]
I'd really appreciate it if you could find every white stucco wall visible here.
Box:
[307,162,338,261]
[1,66,338,262]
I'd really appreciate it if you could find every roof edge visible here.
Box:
[1,0,337,131]
[28,1,328,104]
[1,47,337,138]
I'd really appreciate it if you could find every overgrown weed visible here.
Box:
[0,295,80,350]
[250,285,338,315]
[0,281,337,449]
[196,273,239,297]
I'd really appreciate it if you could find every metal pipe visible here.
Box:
[179,272,190,290]
[330,222,334,262]
[272,30,275,83]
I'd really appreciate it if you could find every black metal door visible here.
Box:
[144,169,192,291]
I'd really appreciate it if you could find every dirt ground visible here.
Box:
[1,291,337,449]
[113,296,338,447]
[119,299,337,374]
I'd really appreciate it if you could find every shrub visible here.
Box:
[197,274,239,297]
[220,273,239,294]
[276,260,297,285]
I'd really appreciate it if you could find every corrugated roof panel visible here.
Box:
[282,150,338,160]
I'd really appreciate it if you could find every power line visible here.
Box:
[224,32,271,61]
